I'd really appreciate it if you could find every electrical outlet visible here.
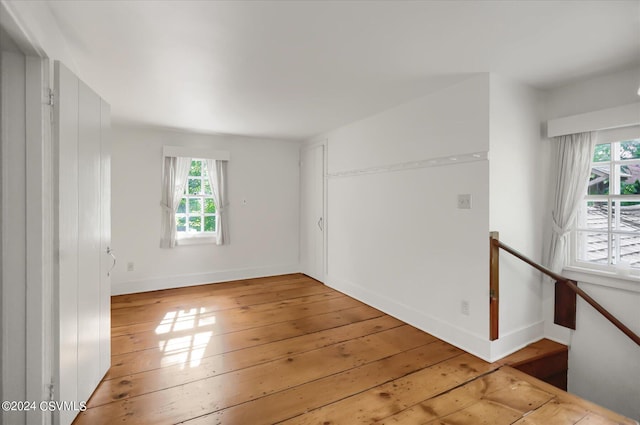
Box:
[461,300,470,316]
[127,262,134,272]
[457,194,472,209]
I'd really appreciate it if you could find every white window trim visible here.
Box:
[163,145,230,161]
[176,234,217,246]
[549,101,640,288]
[568,136,640,286]
[563,265,640,293]
[162,147,230,247]
[175,158,217,243]
[547,102,640,138]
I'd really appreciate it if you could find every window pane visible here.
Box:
[189,216,201,232]
[177,198,186,214]
[189,160,202,176]
[576,232,609,265]
[204,216,216,232]
[577,201,608,231]
[613,201,640,232]
[189,198,202,214]
[616,233,640,268]
[620,163,640,195]
[593,143,610,162]
[204,179,212,195]
[176,216,186,232]
[188,178,201,195]
[617,140,640,160]
[204,198,216,213]
[588,165,609,195]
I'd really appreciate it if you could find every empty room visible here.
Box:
[1,1,639,424]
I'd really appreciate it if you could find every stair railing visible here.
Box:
[489,231,640,346]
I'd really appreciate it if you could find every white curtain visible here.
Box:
[546,132,596,273]
[160,156,192,248]
[206,159,229,245]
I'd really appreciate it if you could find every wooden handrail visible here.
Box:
[493,238,564,282]
[489,233,640,347]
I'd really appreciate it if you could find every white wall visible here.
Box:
[309,74,549,362]
[568,281,640,421]
[488,75,549,359]
[311,75,495,360]
[544,65,640,421]
[110,125,300,294]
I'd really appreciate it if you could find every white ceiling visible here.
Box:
[44,0,640,141]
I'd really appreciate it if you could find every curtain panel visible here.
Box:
[206,159,229,245]
[546,132,596,273]
[160,156,192,248]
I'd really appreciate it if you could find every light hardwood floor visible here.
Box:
[72,274,635,425]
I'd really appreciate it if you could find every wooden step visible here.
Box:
[497,338,569,390]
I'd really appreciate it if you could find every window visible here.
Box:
[573,139,640,271]
[176,159,216,237]
[160,147,229,248]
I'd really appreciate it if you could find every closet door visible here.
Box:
[99,99,112,376]
[300,144,325,282]
[76,79,102,401]
[54,61,110,425]
[55,61,80,425]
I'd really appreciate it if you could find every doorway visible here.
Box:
[0,21,52,425]
[300,143,325,282]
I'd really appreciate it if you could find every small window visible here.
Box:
[176,159,216,237]
[573,139,640,271]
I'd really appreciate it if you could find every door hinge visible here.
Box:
[47,380,54,400]
[46,89,54,106]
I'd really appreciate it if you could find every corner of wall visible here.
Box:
[487,74,547,355]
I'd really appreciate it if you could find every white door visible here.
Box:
[99,99,112,379]
[54,61,111,425]
[300,144,324,282]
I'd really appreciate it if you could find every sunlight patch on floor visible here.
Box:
[155,307,216,369]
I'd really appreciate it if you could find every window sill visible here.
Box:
[176,236,217,246]
[563,265,640,293]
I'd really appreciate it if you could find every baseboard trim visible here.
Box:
[111,264,300,295]
[488,321,545,362]
[325,274,493,361]
[326,274,545,363]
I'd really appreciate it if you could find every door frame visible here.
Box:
[299,139,327,282]
[0,3,54,424]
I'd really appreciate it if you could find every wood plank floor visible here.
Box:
[72,274,635,425]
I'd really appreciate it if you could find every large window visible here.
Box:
[176,159,216,236]
[573,139,640,270]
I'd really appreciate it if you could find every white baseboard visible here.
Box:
[325,274,493,361]
[111,264,300,295]
[488,321,544,362]
[326,274,546,363]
